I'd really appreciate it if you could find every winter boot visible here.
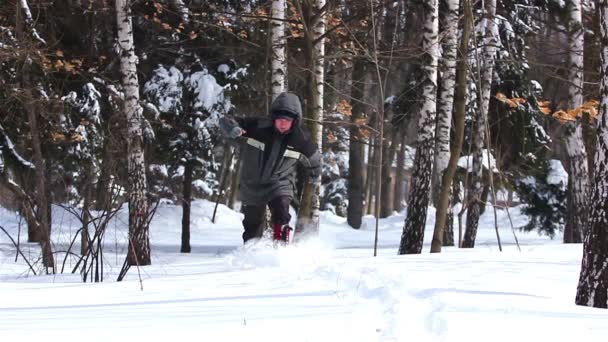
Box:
[272,223,283,242]
[281,225,293,244]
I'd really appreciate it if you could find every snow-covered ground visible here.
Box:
[0,201,606,341]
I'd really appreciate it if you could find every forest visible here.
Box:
[0,0,607,308]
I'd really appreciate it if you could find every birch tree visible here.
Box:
[563,0,588,244]
[116,0,151,266]
[398,0,439,255]
[575,0,608,308]
[271,0,287,99]
[431,0,462,252]
[463,0,498,248]
[296,0,326,236]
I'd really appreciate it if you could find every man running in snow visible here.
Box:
[219,92,321,244]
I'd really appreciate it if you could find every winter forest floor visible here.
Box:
[0,201,607,341]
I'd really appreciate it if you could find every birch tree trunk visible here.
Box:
[575,0,608,308]
[564,0,588,244]
[271,0,287,99]
[431,0,459,208]
[347,57,367,229]
[398,0,439,255]
[463,0,497,248]
[431,0,464,252]
[116,0,151,266]
[170,0,189,23]
[296,0,325,236]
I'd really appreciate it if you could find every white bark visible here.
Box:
[463,0,497,248]
[434,0,460,173]
[296,0,325,236]
[575,0,608,308]
[399,0,439,254]
[564,0,588,243]
[116,0,151,266]
[271,0,287,99]
[568,0,584,108]
[18,0,46,44]
[310,0,326,229]
[170,0,189,23]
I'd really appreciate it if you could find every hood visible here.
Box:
[270,92,302,126]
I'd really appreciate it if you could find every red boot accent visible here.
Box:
[272,224,283,241]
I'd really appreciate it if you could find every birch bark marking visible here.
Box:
[431,0,460,252]
[564,0,588,243]
[296,0,325,236]
[271,0,287,99]
[463,0,497,248]
[575,0,608,309]
[398,0,440,254]
[116,0,151,266]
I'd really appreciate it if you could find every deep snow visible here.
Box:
[0,201,606,341]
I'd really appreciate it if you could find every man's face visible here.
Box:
[274,117,294,134]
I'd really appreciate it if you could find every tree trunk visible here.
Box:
[81,161,93,255]
[95,126,115,211]
[228,151,242,210]
[0,123,41,247]
[169,0,189,23]
[380,106,397,218]
[393,131,406,212]
[430,0,461,252]
[463,0,497,249]
[296,0,325,236]
[347,57,367,229]
[25,86,54,270]
[564,0,588,244]
[365,135,376,215]
[15,0,53,267]
[116,0,151,266]
[270,0,287,99]
[398,0,439,255]
[181,161,192,253]
[575,0,608,309]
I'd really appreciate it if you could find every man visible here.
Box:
[219,92,322,244]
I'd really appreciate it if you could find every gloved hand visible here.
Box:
[228,126,244,139]
[219,116,245,139]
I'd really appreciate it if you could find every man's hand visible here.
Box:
[229,127,246,139]
[220,116,246,139]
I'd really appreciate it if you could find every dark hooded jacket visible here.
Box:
[219,92,322,205]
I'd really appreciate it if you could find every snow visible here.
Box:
[187,69,232,114]
[0,201,607,341]
[547,159,568,186]
[457,149,498,172]
[143,65,184,114]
